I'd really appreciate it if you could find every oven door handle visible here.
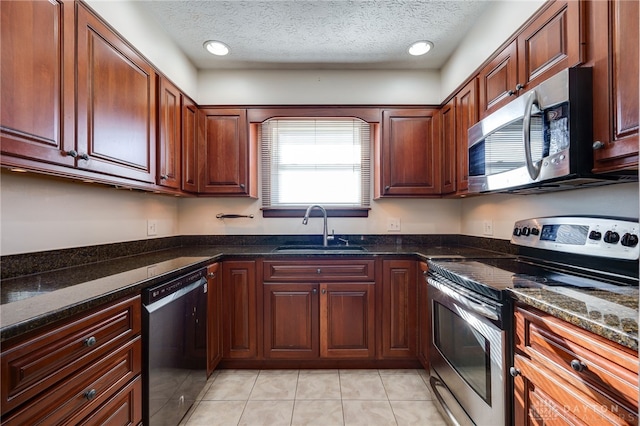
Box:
[427,277,499,321]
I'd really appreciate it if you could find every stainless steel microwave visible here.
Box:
[467,68,628,194]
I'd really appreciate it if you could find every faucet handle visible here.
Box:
[327,229,335,242]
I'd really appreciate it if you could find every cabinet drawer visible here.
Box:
[76,375,142,426]
[264,260,375,281]
[3,336,141,425]
[1,296,141,414]
[514,354,637,425]
[515,306,639,411]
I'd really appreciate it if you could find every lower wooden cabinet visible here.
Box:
[320,283,376,359]
[206,263,223,375]
[512,304,638,425]
[223,260,258,359]
[262,259,376,360]
[0,295,142,425]
[381,259,417,359]
[417,262,430,369]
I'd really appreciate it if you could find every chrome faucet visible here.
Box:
[302,205,334,246]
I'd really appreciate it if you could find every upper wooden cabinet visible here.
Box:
[376,109,440,197]
[182,97,199,193]
[157,77,182,189]
[589,0,638,173]
[478,40,519,118]
[0,0,76,168]
[479,0,584,118]
[454,78,478,194]
[198,108,257,196]
[76,3,156,184]
[436,100,456,195]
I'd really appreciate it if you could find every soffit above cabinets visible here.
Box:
[137,0,492,70]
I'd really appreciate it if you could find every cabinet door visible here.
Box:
[591,0,638,173]
[157,77,181,189]
[182,96,199,192]
[378,109,440,197]
[76,4,156,183]
[455,78,478,194]
[222,260,258,359]
[437,100,456,195]
[381,260,417,359]
[417,262,429,370]
[199,108,252,196]
[517,0,584,92]
[206,263,222,376]
[264,283,319,359]
[478,40,518,118]
[320,283,375,358]
[0,0,76,168]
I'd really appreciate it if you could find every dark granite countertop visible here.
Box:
[509,284,638,351]
[2,240,637,352]
[1,243,503,342]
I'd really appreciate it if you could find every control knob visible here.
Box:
[588,231,602,241]
[530,228,539,236]
[621,233,639,247]
[603,231,620,244]
[521,227,530,236]
[513,228,521,237]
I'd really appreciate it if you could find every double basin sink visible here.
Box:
[272,244,367,253]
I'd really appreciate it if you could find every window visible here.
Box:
[261,118,371,211]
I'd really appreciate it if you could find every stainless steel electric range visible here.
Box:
[425,216,639,426]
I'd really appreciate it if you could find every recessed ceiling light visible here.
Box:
[408,41,433,56]
[203,40,230,56]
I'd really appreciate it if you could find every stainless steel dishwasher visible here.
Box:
[142,268,208,426]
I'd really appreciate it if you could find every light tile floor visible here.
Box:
[181,369,448,426]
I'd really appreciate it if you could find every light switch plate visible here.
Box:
[387,217,401,232]
[147,220,158,236]
[483,220,493,236]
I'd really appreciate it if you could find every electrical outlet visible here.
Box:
[147,220,158,236]
[387,217,401,232]
[147,265,158,277]
[483,220,493,236]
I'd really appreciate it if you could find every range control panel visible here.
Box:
[511,216,639,260]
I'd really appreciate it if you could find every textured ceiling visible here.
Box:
[138,0,492,70]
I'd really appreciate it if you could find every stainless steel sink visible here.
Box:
[272,244,367,253]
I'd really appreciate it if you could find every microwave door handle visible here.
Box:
[523,90,541,180]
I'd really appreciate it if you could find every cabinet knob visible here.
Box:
[78,153,89,161]
[65,150,78,158]
[570,359,586,372]
[317,268,322,274]
[239,183,245,189]
[208,272,216,278]
[515,83,524,91]
[509,367,521,377]
[84,389,97,401]
[312,288,318,295]
[160,174,168,180]
[322,289,326,294]
[384,186,390,192]
[507,89,516,96]
[592,141,605,150]
[84,336,97,347]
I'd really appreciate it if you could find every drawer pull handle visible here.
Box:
[509,367,521,377]
[84,389,97,401]
[570,359,586,372]
[84,336,97,347]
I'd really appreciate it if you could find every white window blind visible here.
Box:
[261,118,371,208]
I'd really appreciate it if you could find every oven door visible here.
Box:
[427,277,506,426]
